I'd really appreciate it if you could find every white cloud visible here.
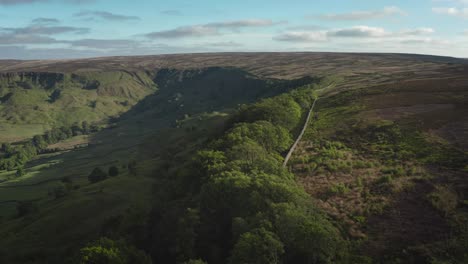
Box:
[432,0,468,5]
[432,7,468,18]
[273,26,436,43]
[274,31,328,42]
[145,19,284,39]
[329,26,388,37]
[314,6,406,21]
[400,28,435,36]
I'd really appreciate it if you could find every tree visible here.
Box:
[238,95,302,130]
[82,121,90,134]
[225,121,293,153]
[229,228,284,264]
[88,167,108,183]
[273,203,347,264]
[32,135,48,150]
[108,166,119,177]
[1,142,13,156]
[79,237,151,264]
[15,167,25,177]
[71,122,83,136]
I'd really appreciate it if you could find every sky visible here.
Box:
[0,0,467,59]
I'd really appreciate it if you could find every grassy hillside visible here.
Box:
[0,71,156,142]
[290,74,468,263]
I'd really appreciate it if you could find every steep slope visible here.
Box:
[0,70,156,142]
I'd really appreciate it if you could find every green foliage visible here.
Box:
[194,150,227,176]
[175,208,200,262]
[380,166,406,177]
[79,237,151,264]
[15,166,25,177]
[1,143,13,154]
[88,167,108,183]
[273,203,346,263]
[237,94,302,130]
[345,122,468,170]
[224,121,293,153]
[191,85,347,264]
[229,228,284,264]
[377,175,393,185]
[0,71,156,141]
[329,183,350,195]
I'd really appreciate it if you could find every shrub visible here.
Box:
[428,185,458,216]
[88,167,107,183]
[377,175,393,185]
[329,183,349,195]
[15,167,25,177]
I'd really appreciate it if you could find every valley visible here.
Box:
[0,52,467,263]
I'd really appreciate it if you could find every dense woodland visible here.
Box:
[72,85,352,263]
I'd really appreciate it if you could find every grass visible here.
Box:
[289,66,468,262]
[0,71,157,143]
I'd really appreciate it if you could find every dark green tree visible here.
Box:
[15,167,25,177]
[82,121,90,134]
[32,135,48,150]
[225,121,292,153]
[229,228,284,264]
[1,142,13,156]
[79,237,151,264]
[88,167,108,183]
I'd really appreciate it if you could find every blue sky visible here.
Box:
[0,0,467,59]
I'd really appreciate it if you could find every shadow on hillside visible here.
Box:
[15,67,318,188]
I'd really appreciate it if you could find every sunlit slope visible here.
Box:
[0,71,156,142]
